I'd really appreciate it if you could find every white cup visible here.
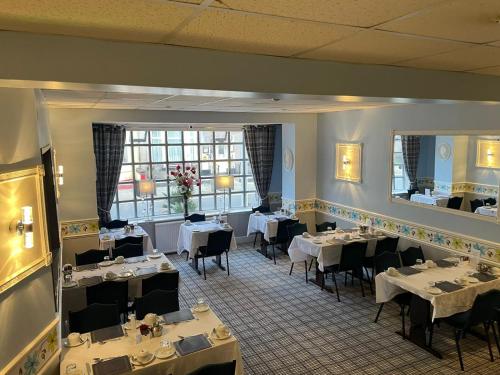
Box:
[185,220,191,225]
[160,262,170,270]
[386,267,397,276]
[144,313,158,326]
[115,256,125,264]
[105,271,116,279]
[215,324,230,337]
[302,232,310,238]
[136,349,150,362]
[67,332,81,346]
[255,210,260,214]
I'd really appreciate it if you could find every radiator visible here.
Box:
[155,220,183,252]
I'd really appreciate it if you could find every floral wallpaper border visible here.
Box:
[60,218,99,238]
[5,319,59,375]
[416,178,498,197]
[282,197,316,213]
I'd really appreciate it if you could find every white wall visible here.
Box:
[48,108,317,221]
[317,103,500,244]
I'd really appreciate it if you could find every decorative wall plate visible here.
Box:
[438,143,451,160]
[284,148,294,171]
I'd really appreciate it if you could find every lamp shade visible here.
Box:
[137,179,156,196]
[216,175,234,190]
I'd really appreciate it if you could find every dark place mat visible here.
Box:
[134,266,157,277]
[174,334,211,356]
[473,272,498,282]
[435,259,455,268]
[435,281,463,293]
[90,325,124,343]
[163,309,195,324]
[92,356,132,375]
[125,255,147,263]
[77,276,103,287]
[263,212,275,216]
[75,263,98,272]
[397,267,422,276]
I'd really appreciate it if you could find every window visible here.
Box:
[392,135,411,194]
[111,129,257,219]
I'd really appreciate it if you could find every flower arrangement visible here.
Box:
[170,164,200,217]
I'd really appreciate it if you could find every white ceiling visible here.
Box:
[1,1,500,75]
[41,89,398,113]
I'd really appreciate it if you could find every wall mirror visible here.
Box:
[390,130,500,223]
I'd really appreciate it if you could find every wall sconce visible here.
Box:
[56,165,64,186]
[336,143,362,182]
[10,206,34,249]
[476,139,500,169]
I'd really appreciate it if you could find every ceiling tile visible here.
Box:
[299,29,466,64]
[213,0,442,27]
[0,0,195,43]
[168,8,359,56]
[379,0,500,43]
[398,45,500,71]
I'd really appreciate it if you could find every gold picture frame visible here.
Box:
[476,139,500,169]
[335,143,362,183]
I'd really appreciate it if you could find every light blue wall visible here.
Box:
[466,136,500,187]
[317,103,500,244]
[434,135,454,184]
[269,124,282,193]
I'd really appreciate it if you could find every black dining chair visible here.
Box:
[112,243,143,259]
[470,199,484,213]
[407,188,418,200]
[188,360,236,375]
[68,303,120,334]
[447,196,463,210]
[287,222,309,281]
[196,230,233,280]
[75,249,108,266]
[142,271,179,295]
[134,289,179,320]
[315,221,336,233]
[372,252,412,338]
[363,236,399,286]
[322,241,367,302]
[399,246,425,267]
[251,205,271,248]
[268,219,298,265]
[86,280,129,316]
[484,197,497,206]
[429,289,500,371]
[103,219,128,230]
[114,235,144,248]
[186,213,206,222]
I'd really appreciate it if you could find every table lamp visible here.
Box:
[216,175,234,213]
[137,179,156,220]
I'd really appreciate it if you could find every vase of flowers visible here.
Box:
[170,164,200,218]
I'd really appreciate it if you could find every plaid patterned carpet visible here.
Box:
[169,244,499,374]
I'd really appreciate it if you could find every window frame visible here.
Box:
[392,135,411,195]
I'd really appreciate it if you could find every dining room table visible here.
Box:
[246,212,290,242]
[375,258,500,358]
[410,193,449,207]
[474,205,498,217]
[177,221,237,274]
[99,225,154,256]
[60,307,244,375]
[62,253,176,336]
[288,228,385,291]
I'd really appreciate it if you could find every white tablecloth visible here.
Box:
[375,262,500,320]
[410,193,449,207]
[288,231,383,272]
[177,222,237,259]
[62,254,176,332]
[60,309,243,375]
[99,226,154,256]
[246,213,290,241]
[475,206,497,217]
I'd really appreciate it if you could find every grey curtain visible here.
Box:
[243,125,276,206]
[92,123,126,224]
[401,135,421,190]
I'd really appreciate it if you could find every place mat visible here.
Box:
[435,259,455,268]
[435,281,463,293]
[174,334,211,356]
[397,267,422,276]
[75,263,98,272]
[163,309,195,324]
[90,325,124,343]
[472,272,497,282]
[77,276,103,287]
[125,255,147,263]
[92,356,132,375]
[134,266,157,277]
[263,212,275,216]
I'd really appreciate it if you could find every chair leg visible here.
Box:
[357,269,365,297]
[272,244,276,265]
[429,322,434,348]
[253,233,258,248]
[374,303,384,323]
[344,272,347,286]
[455,329,464,371]
[321,272,325,291]
[401,305,406,339]
[186,251,189,261]
[308,258,314,271]
[484,322,494,362]
[289,263,294,276]
[491,320,500,356]
[202,257,206,280]
[332,273,340,302]
[226,251,230,277]
[304,260,308,283]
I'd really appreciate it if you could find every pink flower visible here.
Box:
[186,166,191,170]
[176,165,181,170]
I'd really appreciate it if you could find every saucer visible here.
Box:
[148,253,162,259]
[62,281,78,288]
[211,330,232,340]
[98,260,114,267]
[155,347,176,359]
[192,303,210,313]
[386,271,399,277]
[425,286,443,295]
[412,264,428,270]
[465,276,479,283]
[103,273,117,281]
[63,336,87,348]
[130,353,155,366]
[117,271,133,278]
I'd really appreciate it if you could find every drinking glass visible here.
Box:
[160,338,172,349]
[197,297,205,307]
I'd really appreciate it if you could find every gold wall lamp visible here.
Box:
[476,139,500,169]
[336,143,362,183]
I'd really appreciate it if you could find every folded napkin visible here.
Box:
[435,281,463,293]
[90,325,124,343]
[125,255,147,263]
[163,309,195,324]
[134,266,157,277]
[92,356,132,375]
[397,267,422,276]
[174,334,211,356]
[75,263,98,272]
[77,276,103,287]
[472,272,497,282]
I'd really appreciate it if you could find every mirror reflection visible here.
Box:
[391,133,499,221]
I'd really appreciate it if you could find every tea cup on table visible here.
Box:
[425,259,435,268]
[67,332,81,346]
[302,232,310,238]
[386,267,397,276]
[160,262,170,271]
[455,277,468,286]
[184,219,191,225]
[115,255,125,264]
[254,210,260,215]
[144,313,158,326]
[136,349,151,362]
[215,324,230,338]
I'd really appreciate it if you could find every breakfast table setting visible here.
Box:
[99,225,154,255]
[246,211,290,242]
[474,205,498,217]
[410,193,449,207]
[61,301,244,375]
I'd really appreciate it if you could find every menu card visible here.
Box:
[397,267,422,276]
[472,272,497,282]
[92,356,132,375]
[163,309,195,324]
[90,325,124,343]
[435,259,454,268]
[77,276,103,287]
[75,263,98,272]
[435,281,463,293]
[174,334,211,356]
